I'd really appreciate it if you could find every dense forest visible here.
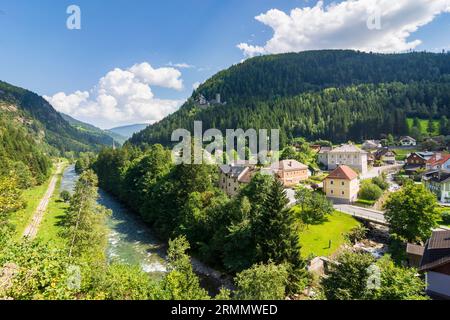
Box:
[130,50,450,147]
[91,144,428,300]
[0,80,113,153]
[0,109,51,186]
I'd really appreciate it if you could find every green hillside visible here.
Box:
[60,112,123,145]
[0,80,114,153]
[129,50,450,147]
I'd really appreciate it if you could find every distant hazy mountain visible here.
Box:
[60,113,126,145]
[108,124,149,139]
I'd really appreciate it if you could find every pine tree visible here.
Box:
[254,179,300,264]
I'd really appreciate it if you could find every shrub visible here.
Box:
[372,176,389,191]
[359,182,383,201]
[442,211,450,225]
[60,190,71,203]
[355,199,376,207]
[345,225,368,244]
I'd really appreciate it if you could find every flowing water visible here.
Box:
[60,165,231,293]
[60,165,167,279]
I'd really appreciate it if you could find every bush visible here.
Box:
[355,199,376,206]
[359,182,383,201]
[345,225,368,244]
[60,190,71,203]
[372,176,389,191]
[442,211,450,225]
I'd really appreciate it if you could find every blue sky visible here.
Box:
[1,0,450,128]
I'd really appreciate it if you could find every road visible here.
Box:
[361,164,403,180]
[334,204,387,225]
[22,163,63,240]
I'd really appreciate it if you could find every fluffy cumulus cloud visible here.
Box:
[45,63,184,129]
[238,0,450,58]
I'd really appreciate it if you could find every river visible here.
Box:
[60,165,232,293]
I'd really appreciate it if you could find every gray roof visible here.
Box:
[329,144,367,154]
[420,231,450,272]
[219,165,248,178]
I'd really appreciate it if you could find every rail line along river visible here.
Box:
[60,165,232,293]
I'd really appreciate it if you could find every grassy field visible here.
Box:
[437,206,450,227]
[295,210,361,258]
[406,118,440,136]
[9,165,57,239]
[36,162,69,247]
[391,148,416,161]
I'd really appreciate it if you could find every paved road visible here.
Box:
[334,204,387,225]
[361,164,403,180]
[23,163,63,240]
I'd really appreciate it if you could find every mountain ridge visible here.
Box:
[129,50,450,147]
[0,80,113,153]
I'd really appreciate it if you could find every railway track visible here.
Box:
[22,163,63,240]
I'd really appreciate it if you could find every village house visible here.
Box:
[419,230,450,300]
[323,165,360,204]
[271,160,309,188]
[399,136,417,147]
[422,171,450,203]
[219,164,254,197]
[404,151,435,174]
[425,153,450,171]
[318,144,368,175]
[406,243,425,268]
[362,140,382,151]
[373,148,397,165]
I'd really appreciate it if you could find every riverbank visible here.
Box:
[57,165,231,294]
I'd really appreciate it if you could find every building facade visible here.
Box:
[373,148,397,165]
[323,165,360,204]
[399,136,417,146]
[419,231,450,300]
[319,144,368,175]
[423,171,450,203]
[219,164,253,197]
[271,160,309,188]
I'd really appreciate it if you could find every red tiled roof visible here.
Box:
[426,153,450,167]
[327,165,358,180]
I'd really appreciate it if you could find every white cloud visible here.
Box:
[167,62,195,69]
[238,0,450,58]
[45,63,184,129]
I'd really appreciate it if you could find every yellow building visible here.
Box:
[323,165,359,204]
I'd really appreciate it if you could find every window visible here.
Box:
[342,191,345,195]
[331,190,334,194]
[330,180,334,185]
[342,181,345,186]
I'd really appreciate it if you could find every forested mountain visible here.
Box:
[129,50,450,146]
[0,80,113,153]
[0,106,51,186]
[60,113,122,145]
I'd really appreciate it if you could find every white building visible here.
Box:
[318,144,368,175]
[361,140,382,150]
[399,136,417,147]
